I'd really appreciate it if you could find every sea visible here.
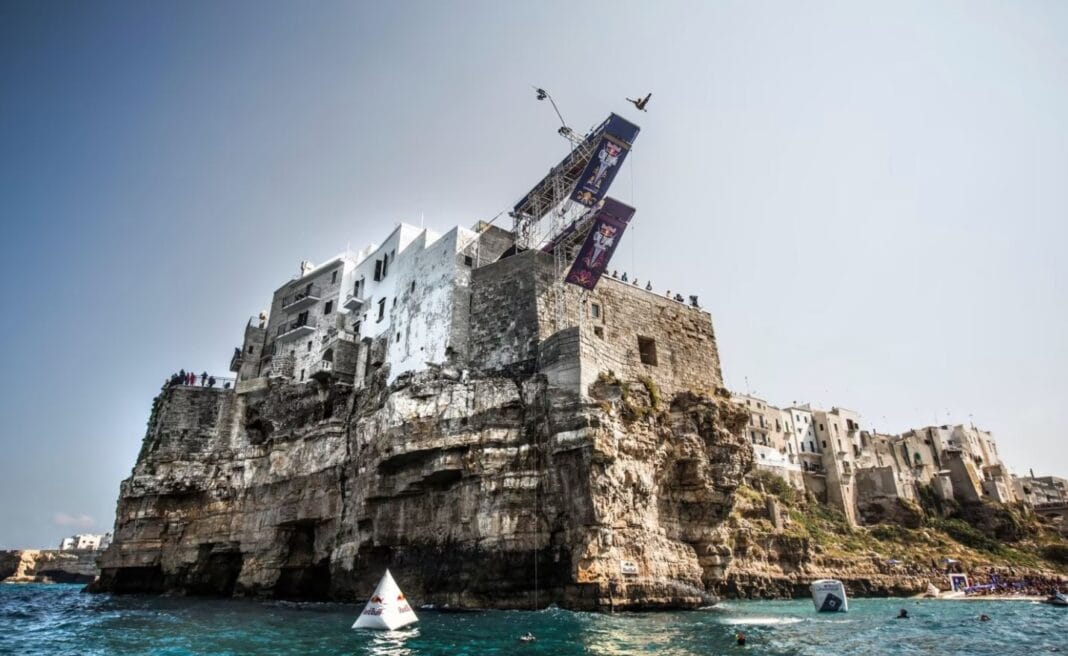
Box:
[1,584,1064,655]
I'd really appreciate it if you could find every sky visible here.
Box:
[1,0,1066,549]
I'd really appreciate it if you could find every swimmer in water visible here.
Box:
[519,632,536,643]
[736,631,746,646]
[897,608,910,619]
[979,614,991,622]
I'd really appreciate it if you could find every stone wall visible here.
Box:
[574,277,724,400]
[467,250,550,374]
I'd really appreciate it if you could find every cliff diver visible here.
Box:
[519,632,536,643]
[896,608,910,619]
[626,92,652,111]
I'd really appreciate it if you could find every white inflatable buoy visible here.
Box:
[352,569,419,630]
[810,579,848,612]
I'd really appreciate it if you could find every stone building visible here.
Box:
[259,254,359,383]
[1013,473,1068,506]
[897,424,1017,505]
[731,394,804,490]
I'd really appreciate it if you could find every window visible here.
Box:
[324,301,333,315]
[323,348,334,362]
[833,424,839,436]
[300,369,305,381]
[396,332,400,342]
[410,281,416,293]
[354,279,363,298]
[810,441,815,451]
[307,341,313,351]
[591,303,601,320]
[377,298,386,322]
[819,423,825,431]
[821,440,827,448]
[331,270,338,284]
[297,310,309,326]
[382,254,389,278]
[463,255,473,267]
[247,345,255,354]
[392,297,397,308]
[594,326,604,339]
[637,336,657,366]
[353,320,361,334]
[374,259,383,281]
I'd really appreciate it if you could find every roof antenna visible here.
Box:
[532,86,579,144]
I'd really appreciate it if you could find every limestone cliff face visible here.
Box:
[92,365,752,610]
[0,550,99,584]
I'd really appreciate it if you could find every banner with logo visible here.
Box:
[565,198,635,289]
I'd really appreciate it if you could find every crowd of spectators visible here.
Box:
[608,270,701,308]
[165,369,230,389]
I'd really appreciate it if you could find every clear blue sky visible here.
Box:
[1,0,1066,548]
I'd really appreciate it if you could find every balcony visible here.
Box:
[276,317,317,342]
[343,293,365,312]
[309,359,334,382]
[281,285,321,312]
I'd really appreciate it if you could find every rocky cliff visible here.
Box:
[91,362,753,610]
[713,470,1068,598]
[1,550,99,584]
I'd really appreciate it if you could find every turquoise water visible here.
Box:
[1,584,1064,655]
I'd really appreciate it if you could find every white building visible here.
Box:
[58,533,110,551]
[245,221,514,388]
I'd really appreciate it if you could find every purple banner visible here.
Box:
[564,198,635,289]
[570,136,631,207]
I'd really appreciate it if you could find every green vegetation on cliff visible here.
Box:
[736,470,1068,574]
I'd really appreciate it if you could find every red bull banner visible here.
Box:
[564,198,635,289]
[570,136,630,207]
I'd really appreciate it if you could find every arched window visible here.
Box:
[323,348,334,362]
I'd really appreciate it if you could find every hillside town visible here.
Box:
[218,212,1065,541]
[733,391,1067,531]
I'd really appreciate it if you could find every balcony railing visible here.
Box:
[277,316,317,341]
[343,292,365,312]
[281,285,322,312]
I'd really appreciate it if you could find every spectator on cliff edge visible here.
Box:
[208,376,216,388]
[621,272,628,282]
[179,369,187,385]
[611,270,618,278]
[187,372,195,386]
[646,281,653,291]
[200,371,208,386]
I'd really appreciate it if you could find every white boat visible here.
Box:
[352,569,419,630]
[810,579,848,612]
